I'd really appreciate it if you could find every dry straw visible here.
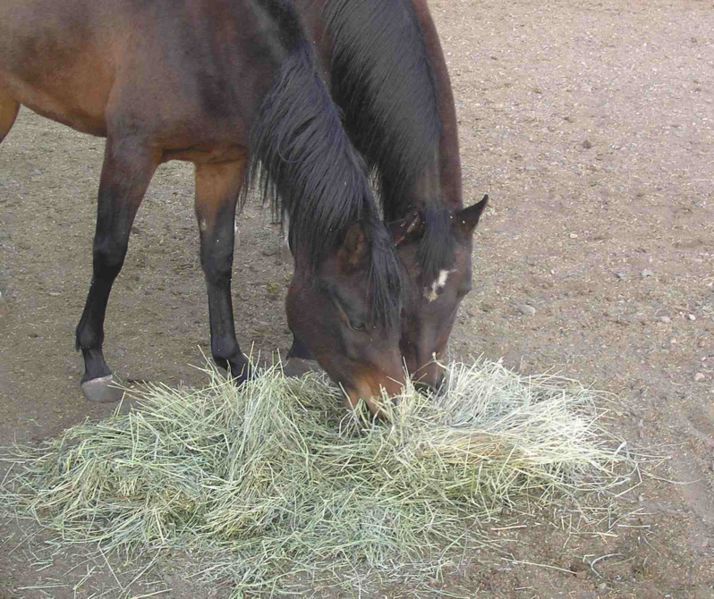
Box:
[1,359,636,594]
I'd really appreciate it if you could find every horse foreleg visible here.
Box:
[75,137,159,402]
[0,90,19,143]
[195,159,251,383]
[284,334,322,377]
[278,217,321,378]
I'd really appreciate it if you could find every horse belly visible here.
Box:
[0,0,113,136]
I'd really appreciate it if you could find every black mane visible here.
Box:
[246,1,402,325]
[324,0,455,282]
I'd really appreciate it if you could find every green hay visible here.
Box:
[1,359,635,594]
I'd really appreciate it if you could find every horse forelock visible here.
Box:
[417,207,456,284]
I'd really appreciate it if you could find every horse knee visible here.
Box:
[201,247,233,286]
[93,237,127,279]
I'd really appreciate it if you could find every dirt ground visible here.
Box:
[1,0,712,596]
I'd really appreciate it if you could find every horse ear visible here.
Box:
[338,223,369,269]
[455,195,488,235]
[389,210,424,247]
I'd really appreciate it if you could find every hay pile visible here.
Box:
[1,360,634,593]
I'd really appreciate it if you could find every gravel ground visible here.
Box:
[1,0,712,596]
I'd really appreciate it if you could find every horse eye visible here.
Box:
[349,321,368,333]
[326,287,369,333]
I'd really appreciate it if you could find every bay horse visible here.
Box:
[0,0,405,410]
[287,0,489,389]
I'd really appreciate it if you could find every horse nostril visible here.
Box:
[412,369,445,394]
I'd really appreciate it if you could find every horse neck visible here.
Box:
[384,117,462,221]
[303,0,464,219]
[413,0,463,216]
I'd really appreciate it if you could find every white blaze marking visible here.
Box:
[424,269,454,302]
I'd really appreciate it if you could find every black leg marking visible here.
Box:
[195,160,252,383]
[284,333,322,378]
[287,334,315,360]
[75,138,158,400]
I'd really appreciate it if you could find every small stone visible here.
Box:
[659,316,671,324]
[517,304,537,316]
[265,282,282,296]
[615,272,627,280]
[688,314,696,321]
[480,301,495,313]
[582,139,593,149]
[569,232,579,239]
[48,291,61,297]
[641,269,654,278]
[694,373,706,382]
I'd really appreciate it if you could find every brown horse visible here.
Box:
[286,0,489,389]
[0,0,405,410]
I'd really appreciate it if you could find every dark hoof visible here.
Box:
[231,369,253,386]
[81,375,125,403]
[283,357,323,378]
[224,358,255,386]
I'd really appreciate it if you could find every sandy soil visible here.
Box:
[1,0,712,596]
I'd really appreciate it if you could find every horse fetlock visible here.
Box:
[79,347,112,382]
[211,338,248,375]
[229,359,253,385]
[219,355,252,385]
